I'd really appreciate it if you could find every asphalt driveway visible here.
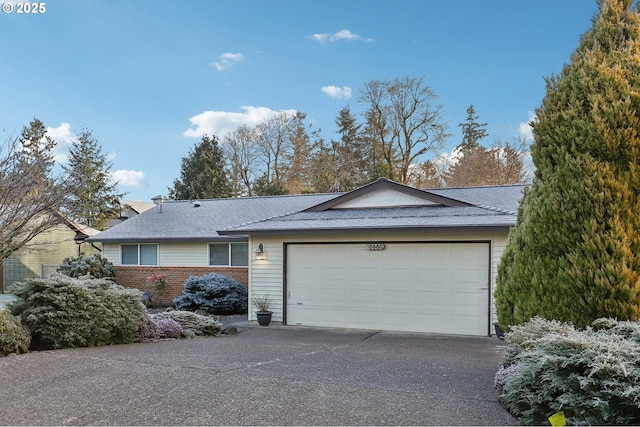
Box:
[0,323,518,425]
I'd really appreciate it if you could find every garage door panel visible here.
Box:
[286,242,489,336]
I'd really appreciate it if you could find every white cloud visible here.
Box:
[213,52,244,71]
[321,85,352,100]
[310,29,373,43]
[183,105,297,138]
[46,122,77,164]
[111,170,147,187]
[519,111,536,141]
[46,122,76,145]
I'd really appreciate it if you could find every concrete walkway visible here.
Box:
[0,323,517,425]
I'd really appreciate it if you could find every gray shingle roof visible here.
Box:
[220,184,525,235]
[89,193,338,242]
[429,184,524,213]
[89,182,526,242]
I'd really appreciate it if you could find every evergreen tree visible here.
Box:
[458,104,488,150]
[495,0,640,329]
[63,129,124,230]
[308,136,336,193]
[17,118,56,184]
[282,112,313,194]
[169,134,232,200]
[251,172,289,196]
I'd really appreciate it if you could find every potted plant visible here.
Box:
[251,293,272,326]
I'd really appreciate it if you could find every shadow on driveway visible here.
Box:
[0,324,518,425]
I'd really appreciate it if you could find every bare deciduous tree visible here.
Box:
[223,124,260,196]
[255,111,295,186]
[359,76,449,184]
[0,120,69,263]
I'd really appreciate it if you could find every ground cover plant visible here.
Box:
[155,318,183,338]
[9,273,144,350]
[495,316,640,425]
[0,309,30,356]
[173,272,247,315]
[150,310,222,336]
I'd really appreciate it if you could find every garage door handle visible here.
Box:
[480,288,488,290]
[297,302,303,305]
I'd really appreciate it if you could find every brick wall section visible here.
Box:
[114,266,249,305]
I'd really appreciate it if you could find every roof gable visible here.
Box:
[305,178,471,212]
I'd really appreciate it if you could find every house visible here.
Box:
[103,200,157,228]
[89,178,524,336]
[1,215,101,292]
[89,192,340,297]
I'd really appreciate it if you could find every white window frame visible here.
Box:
[120,243,158,266]
[208,242,248,267]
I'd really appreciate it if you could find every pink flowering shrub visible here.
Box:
[156,318,183,338]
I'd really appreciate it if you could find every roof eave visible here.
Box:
[87,235,248,243]
[219,223,514,236]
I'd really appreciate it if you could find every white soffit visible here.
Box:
[331,188,441,209]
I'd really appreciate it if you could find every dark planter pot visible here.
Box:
[256,311,273,326]
[493,322,505,340]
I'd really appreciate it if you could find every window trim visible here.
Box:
[120,243,159,266]
[208,242,248,267]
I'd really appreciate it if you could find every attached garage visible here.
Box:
[218,178,524,336]
[286,242,490,335]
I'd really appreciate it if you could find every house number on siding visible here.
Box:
[365,243,386,251]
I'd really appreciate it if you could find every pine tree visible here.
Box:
[17,118,56,184]
[63,129,124,230]
[331,105,368,191]
[495,0,640,329]
[169,134,232,200]
[458,104,488,150]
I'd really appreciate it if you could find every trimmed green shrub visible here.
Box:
[57,254,116,279]
[151,310,222,336]
[495,0,640,329]
[495,316,640,425]
[173,272,247,315]
[0,309,30,356]
[10,273,144,350]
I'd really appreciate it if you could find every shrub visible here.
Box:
[156,318,183,339]
[136,311,161,342]
[173,272,247,315]
[151,310,222,336]
[495,317,640,425]
[10,273,144,350]
[143,274,171,307]
[0,309,30,356]
[57,254,116,279]
[495,0,640,331]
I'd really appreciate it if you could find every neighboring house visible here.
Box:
[103,200,157,228]
[89,178,524,336]
[1,214,101,292]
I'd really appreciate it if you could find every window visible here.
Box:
[209,242,248,267]
[121,244,158,265]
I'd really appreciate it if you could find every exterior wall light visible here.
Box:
[255,243,265,260]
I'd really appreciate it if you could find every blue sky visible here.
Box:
[0,0,599,202]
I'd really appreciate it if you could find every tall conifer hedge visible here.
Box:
[496,0,640,329]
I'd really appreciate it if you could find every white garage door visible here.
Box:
[286,242,490,336]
